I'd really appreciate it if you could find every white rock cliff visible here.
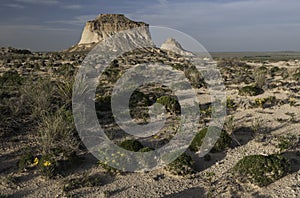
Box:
[69,14,152,52]
[161,38,194,56]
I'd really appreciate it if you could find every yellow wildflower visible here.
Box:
[289,97,295,103]
[33,157,39,166]
[43,161,51,167]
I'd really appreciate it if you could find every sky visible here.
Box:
[0,0,299,52]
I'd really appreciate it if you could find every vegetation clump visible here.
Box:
[129,90,151,120]
[239,85,264,96]
[190,126,232,153]
[18,149,34,171]
[37,107,78,160]
[119,139,144,152]
[232,154,291,187]
[99,140,149,173]
[254,66,267,89]
[139,147,154,152]
[165,153,195,175]
[254,96,277,108]
[293,72,300,81]
[36,154,56,178]
[63,173,103,192]
[156,95,180,114]
[276,134,298,151]
[0,70,23,87]
[95,94,111,111]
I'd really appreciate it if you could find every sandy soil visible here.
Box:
[1,60,299,197]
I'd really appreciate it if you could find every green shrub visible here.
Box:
[254,66,268,87]
[98,139,145,174]
[18,150,34,171]
[269,66,280,77]
[37,154,56,178]
[232,154,291,187]
[0,70,23,87]
[190,126,232,153]
[37,107,78,159]
[119,139,144,152]
[277,134,298,151]
[95,95,111,111]
[19,77,55,119]
[129,91,150,108]
[165,153,195,175]
[129,90,151,121]
[226,97,236,112]
[293,72,300,81]
[156,96,180,114]
[54,77,74,109]
[239,85,264,96]
[184,67,205,88]
[254,96,277,108]
[139,147,153,152]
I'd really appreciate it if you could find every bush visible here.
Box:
[254,66,268,86]
[269,66,280,77]
[18,149,34,171]
[226,97,236,112]
[37,107,78,159]
[129,90,150,108]
[119,139,144,152]
[232,154,291,187]
[156,96,180,114]
[190,126,232,153]
[239,85,264,96]
[293,72,300,81]
[129,90,151,121]
[184,67,205,88]
[165,153,195,175]
[254,96,277,108]
[139,147,153,152]
[0,70,23,87]
[54,77,74,110]
[276,134,298,151]
[19,77,55,120]
[95,95,111,111]
[36,154,56,178]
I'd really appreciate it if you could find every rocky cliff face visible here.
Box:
[160,38,194,56]
[69,14,152,52]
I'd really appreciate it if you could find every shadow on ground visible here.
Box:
[164,187,206,198]
[282,151,300,173]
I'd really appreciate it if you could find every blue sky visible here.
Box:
[0,0,299,52]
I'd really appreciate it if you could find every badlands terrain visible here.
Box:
[0,14,299,197]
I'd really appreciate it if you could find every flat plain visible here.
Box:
[0,47,299,197]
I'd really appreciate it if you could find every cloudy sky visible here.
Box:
[0,0,299,52]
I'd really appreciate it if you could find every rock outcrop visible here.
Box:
[160,38,194,56]
[68,14,152,52]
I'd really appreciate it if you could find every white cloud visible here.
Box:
[61,5,83,10]
[0,24,75,32]
[5,3,25,9]
[47,15,97,26]
[128,0,300,51]
[15,0,59,5]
